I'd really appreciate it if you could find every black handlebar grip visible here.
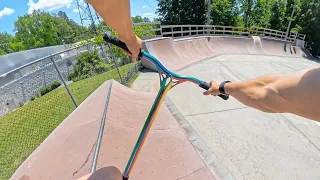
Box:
[199,81,229,100]
[103,32,143,57]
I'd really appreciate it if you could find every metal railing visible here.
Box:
[133,22,306,43]
[250,26,306,42]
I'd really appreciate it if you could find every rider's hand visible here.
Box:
[120,35,142,62]
[203,80,221,96]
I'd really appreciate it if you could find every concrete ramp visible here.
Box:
[143,36,305,71]
[11,80,218,180]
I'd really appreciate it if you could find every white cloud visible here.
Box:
[73,8,79,13]
[0,7,15,19]
[142,12,157,20]
[142,5,147,8]
[27,0,73,14]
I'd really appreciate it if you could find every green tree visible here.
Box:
[54,15,74,44]
[249,0,273,28]
[283,0,302,32]
[240,0,254,27]
[295,0,320,56]
[143,17,151,22]
[0,49,6,55]
[68,51,110,81]
[57,11,69,21]
[156,0,206,25]
[14,10,60,49]
[0,33,13,54]
[210,0,240,26]
[132,15,143,23]
[8,40,25,52]
[269,0,286,30]
[12,10,86,51]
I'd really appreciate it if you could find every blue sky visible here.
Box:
[0,0,158,35]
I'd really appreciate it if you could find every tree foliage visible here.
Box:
[249,0,273,28]
[295,0,320,55]
[210,0,240,26]
[0,10,86,55]
[68,51,110,81]
[155,0,320,56]
[143,17,151,22]
[157,0,206,25]
[132,15,143,23]
[270,0,286,30]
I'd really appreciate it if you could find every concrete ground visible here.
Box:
[132,54,320,180]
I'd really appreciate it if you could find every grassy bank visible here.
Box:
[0,63,138,180]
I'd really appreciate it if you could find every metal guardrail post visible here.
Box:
[50,55,78,108]
[171,27,173,37]
[20,82,26,103]
[42,71,46,87]
[106,44,123,83]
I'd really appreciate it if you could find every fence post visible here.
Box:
[171,27,173,37]
[50,55,78,108]
[42,71,46,87]
[86,43,90,52]
[159,23,163,36]
[106,44,123,83]
[189,26,191,36]
[20,82,26,103]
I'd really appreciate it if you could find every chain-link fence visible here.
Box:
[0,42,140,180]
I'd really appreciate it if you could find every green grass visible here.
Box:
[0,63,137,180]
[130,72,140,86]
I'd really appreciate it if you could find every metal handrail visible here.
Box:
[140,24,306,42]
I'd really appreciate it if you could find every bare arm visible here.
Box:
[205,66,320,121]
[87,0,142,61]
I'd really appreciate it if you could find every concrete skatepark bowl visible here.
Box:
[11,35,320,180]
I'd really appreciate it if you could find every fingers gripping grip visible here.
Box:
[103,32,143,57]
[199,81,229,100]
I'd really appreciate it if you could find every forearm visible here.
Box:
[225,74,290,113]
[87,0,135,41]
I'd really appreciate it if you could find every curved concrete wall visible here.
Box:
[142,36,306,71]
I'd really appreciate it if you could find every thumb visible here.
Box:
[203,90,210,95]
[131,53,137,62]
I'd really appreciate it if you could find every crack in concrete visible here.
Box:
[185,107,247,117]
[280,114,320,152]
[175,166,206,180]
[72,142,96,177]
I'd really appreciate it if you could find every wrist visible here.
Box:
[120,33,135,42]
[224,82,240,95]
[118,26,135,43]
